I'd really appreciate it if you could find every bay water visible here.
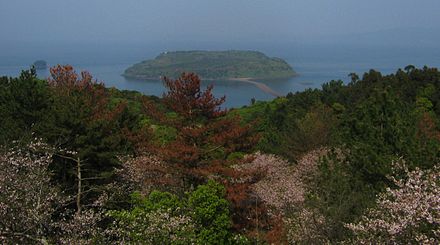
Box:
[1,43,439,108]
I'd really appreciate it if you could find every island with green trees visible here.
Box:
[123,50,296,80]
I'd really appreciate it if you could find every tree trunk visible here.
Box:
[76,157,81,215]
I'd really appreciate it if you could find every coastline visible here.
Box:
[122,74,285,97]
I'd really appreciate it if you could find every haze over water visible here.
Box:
[1,0,439,108]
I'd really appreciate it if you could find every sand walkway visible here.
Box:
[231,78,283,97]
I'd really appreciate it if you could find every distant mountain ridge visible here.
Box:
[123,50,296,80]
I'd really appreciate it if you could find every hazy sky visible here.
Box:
[1,0,439,45]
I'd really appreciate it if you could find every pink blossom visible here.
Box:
[346,160,440,244]
[238,148,328,213]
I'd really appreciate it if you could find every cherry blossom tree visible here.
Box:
[238,149,328,213]
[0,140,62,244]
[0,140,108,244]
[118,154,183,195]
[346,160,440,244]
[234,149,329,243]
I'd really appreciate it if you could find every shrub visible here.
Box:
[188,180,232,244]
[107,180,236,244]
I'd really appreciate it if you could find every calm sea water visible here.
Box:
[1,44,439,108]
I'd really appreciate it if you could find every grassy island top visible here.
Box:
[123,50,296,80]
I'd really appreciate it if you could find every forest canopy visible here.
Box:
[0,65,439,244]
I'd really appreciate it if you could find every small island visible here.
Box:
[123,50,296,80]
[33,60,47,70]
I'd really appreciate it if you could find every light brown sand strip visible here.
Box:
[231,78,283,97]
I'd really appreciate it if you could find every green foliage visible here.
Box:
[304,68,440,242]
[234,66,440,242]
[108,191,193,244]
[150,124,177,145]
[290,104,337,154]
[132,191,183,213]
[341,89,409,185]
[114,192,191,243]
[0,68,51,143]
[321,79,347,105]
[123,50,296,80]
[307,150,377,241]
[188,180,232,244]
[108,180,236,244]
[2,64,440,243]
[240,88,336,161]
[416,96,433,112]
[227,151,246,162]
[0,67,155,211]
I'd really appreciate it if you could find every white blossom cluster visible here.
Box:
[55,209,104,245]
[346,161,440,244]
[236,149,331,243]
[239,149,328,212]
[284,207,328,244]
[0,140,61,243]
[0,140,106,244]
[119,154,180,195]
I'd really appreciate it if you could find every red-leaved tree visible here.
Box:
[142,73,258,173]
[139,73,262,236]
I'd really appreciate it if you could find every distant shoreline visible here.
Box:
[122,74,284,97]
[121,74,297,81]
